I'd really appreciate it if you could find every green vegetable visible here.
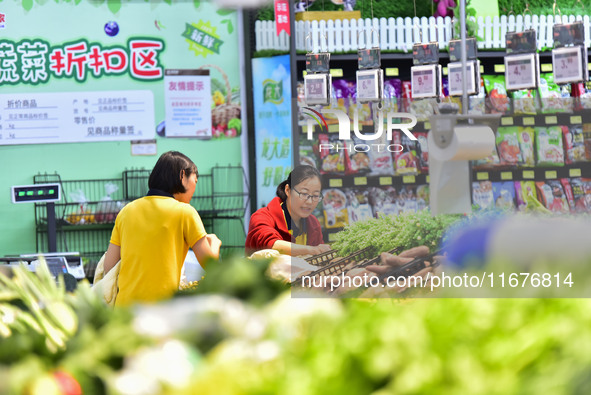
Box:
[228,118,242,134]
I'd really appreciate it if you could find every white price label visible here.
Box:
[505,54,537,90]
[553,47,584,84]
[411,65,438,98]
[304,74,330,105]
[356,69,382,102]
[448,61,476,96]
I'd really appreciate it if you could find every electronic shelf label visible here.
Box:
[12,183,61,204]
[552,46,588,84]
[505,53,539,91]
[411,64,442,98]
[448,60,480,96]
[358,48,381,70]
[357,68,384,103]
[304,73,332,106]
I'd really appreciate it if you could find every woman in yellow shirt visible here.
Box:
[102,151,221,306]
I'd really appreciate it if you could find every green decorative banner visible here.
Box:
[263,79,283,104]
[182,22,224,57]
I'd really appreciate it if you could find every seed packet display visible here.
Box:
[322,188,348,228]
[563,125,586,164]
[492,181,516,210]
[537,73,572,113]
[517,127,535,167]
[319,133,346,174]
[483,75,510,114]
[397,185,418,214]
[535,126,565,166]
[512,89,537,115]
[560,178,575,212]
[536,180,570,214]
[472,181,494,210]
[344,188,374,224]
[515,180,538,211]
[569,178,588,212]
[416,184,430,211]
[368,133,395,176]
[345,135,371,175]
[496,127,523,165]
[368,186,398,217]
[393,131,419,175]
[415,132,429,172]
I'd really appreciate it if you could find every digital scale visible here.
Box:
[0,252,86,282]
[551,22,588,85]
[411,42,442,99]
[11,183,60,204]
[504,30,540,91]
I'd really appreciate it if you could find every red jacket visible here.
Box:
[245,196,324,255]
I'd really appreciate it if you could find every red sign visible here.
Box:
[274,0,290,36]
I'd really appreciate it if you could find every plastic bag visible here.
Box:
[66,190,94,224]
[96,182,121,223]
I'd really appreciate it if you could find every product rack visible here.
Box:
[305,249,339,266]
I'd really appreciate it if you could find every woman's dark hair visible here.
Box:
[148,151,198,194]
[276,165,321,201]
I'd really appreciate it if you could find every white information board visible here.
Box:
[164,69,212,138]
[0,90,155,145]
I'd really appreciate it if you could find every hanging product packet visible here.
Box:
[571,81,591,110]
[512,89,537,115]
[535,126,565,166]
[66,190,94,225]
[517,127,536,167]
[468,77,487,115]
[416,184,430,211]
[383,79,402,113]
[393,131,419,175]
[96,182,123,224]
[396,185,418,214]
[322,188,348,228]
[368,186,398,217]
[492,181,516,210]
[318,133,346,174]
[563,125,586,164]
[583,124,591,160]
[415,132,429,173]
[345,134,371,175]
[560,178,575,212]
[514,180,538,212]
[496,126,523,165]
[569,178,588,212]
[472,146,501,169]
[344,188,374,224]
[472,181,494,210]
[536,180,570,214]
[537,73,572,113]
[324,79,351,125]
[368,133,395,176]
[483,75,510,114]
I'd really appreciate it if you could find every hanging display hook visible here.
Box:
[552,1,561,18]
[523,3,532,18]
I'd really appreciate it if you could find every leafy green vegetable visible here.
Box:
[228,118,241,133]
[332,210,462,256]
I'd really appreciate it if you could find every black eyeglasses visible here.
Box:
[292,187,323,203]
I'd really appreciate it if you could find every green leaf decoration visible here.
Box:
[221,19,234,34]
[193,0,201,9]
[216,9,235,16]
[107,0,121,14]
[163,0,171,5]
[23,0,34,11]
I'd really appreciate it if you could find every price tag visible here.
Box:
[411,64,440,98]
[328,124,339,133]
[545,116,557,124]
[541,63,553,72]
[545,170,557,179]
[448,61,477,96]
[501,171,513,180]
[571,115,583,124]
[424,122,431,130]
[426,175,430,183]
[356,69,383,103]
[442,67,448,76]
[494,64,506,73]
[448,38,478,62]
[505,53,538,90]
[501,117,514,126]
[506,29,537,54]
[379,176,392,185]
[523,170,535,179]
[523,117,535,126]
[330,68,343,77]
[476,172,489,181]
[354,176,368,186]
[553,21,586,47]
[403,175,416,184]
[552,46,585,84]
[306,53,330,73]
[304,73,331,106]
[385,68,399,77]
[570,168,582,177]
[480,65,484,73]
[329,179,343,188]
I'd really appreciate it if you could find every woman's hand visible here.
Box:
[307,244,332,255]
[192,234,222,267]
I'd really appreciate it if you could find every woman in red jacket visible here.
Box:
[245,165,331,256]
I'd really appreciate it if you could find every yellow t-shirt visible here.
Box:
[110,196,206,306]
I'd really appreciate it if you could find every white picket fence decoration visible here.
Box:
[255,15,591,53]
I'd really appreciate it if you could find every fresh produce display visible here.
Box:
[331,210,462,256]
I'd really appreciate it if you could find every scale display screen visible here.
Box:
[356,69,383,102]
[553,46,586,84]
[411,64,440,98]
[505,53,538,90]
[12,183,61,204]
[44,257,69,278]
[304,73,331,106]
[448,61,478,96]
